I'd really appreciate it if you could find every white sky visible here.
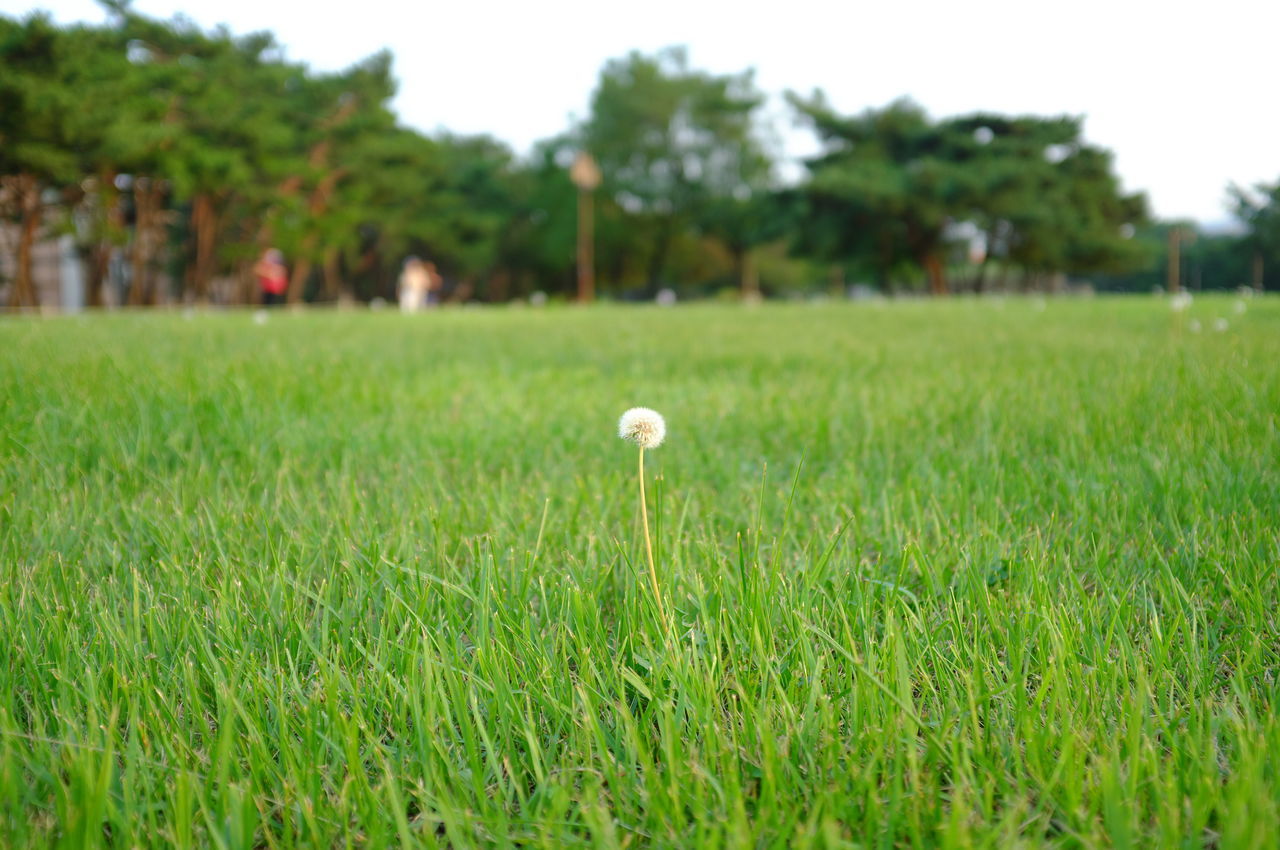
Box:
[6,0,1278,225]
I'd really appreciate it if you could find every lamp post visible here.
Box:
[1167,227,1182,294]
[1168,226,1198,293]
[569,152,601,304]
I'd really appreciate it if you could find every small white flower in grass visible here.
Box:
[618,406,670,635]
[1170,292,1192,312]
[1234,299,1247,315]
[618,407,666,449]
[1214,318,1228,332]
[1188,319,1201,333]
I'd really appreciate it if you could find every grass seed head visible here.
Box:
[619,407,666,449]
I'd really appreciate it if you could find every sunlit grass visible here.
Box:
[2,296,1278,848]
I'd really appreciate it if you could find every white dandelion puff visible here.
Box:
[1170,292,1192,312]
[1214,318,1228,332]
[1234,299,1247,315]
[618,407,666,450]
[1188,319,1201,333]
[618,406,670,634]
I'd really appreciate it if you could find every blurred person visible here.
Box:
[254,248,288,306]
[399,256,430,312]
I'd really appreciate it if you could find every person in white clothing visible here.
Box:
[398,256,430,313]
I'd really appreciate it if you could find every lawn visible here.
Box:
[2,297,1278,848]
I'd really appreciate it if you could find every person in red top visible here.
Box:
[254,248,288,306]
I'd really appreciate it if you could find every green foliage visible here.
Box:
[0,14,82,183]
[1231,178,1280,289]
[2,299,1279,845]
[581,47,773,291]
[786,96,951,288]
[788,95,1148,292]
[0,10,1261,302]
[1093,222,1260,293]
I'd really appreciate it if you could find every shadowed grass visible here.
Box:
[1,297,1278,847]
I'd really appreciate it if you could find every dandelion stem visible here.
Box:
[638,447,669,634]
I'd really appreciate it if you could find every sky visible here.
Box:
[6,0,1278,226]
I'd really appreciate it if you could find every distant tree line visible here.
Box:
[2,4,1276,308]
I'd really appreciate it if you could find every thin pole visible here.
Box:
[577,188,595,303]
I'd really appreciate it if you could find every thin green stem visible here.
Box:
[638,447,669,635]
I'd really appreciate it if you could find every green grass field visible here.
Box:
[2,297,1278,848]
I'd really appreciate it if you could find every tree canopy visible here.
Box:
[0,6,1269,308]
[787,94,1149,293]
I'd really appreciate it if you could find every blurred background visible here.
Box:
[1,0,1277,310]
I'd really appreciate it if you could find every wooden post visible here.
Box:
[569,152,601,304]
[577,186,594,304]
[1167,227,1181,294]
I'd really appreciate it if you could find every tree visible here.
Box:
[787,95,1147,294]
[266,51,399,304]
[581,47,772,293]
[695,181,785,297]
[1230,179,1280,290]
[787,95,961,293]
[0,14,81,307]
[55,17,146,307]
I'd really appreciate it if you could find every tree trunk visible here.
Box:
[190,193,218,304]
[233,260,254,305]
[287,238,315,304]
[285,163,344,305]
[85,170,118,308]
[487,268,511,303]
[924,253,948,295]
[645,215,673,294]
[129,178,164,306]
[1253,250,1265,291]
[9,175,42,309]
[321,248,343,303]
[87,241,110,308]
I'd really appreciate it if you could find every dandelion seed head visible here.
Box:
[1170,292,1192,312]
[618,407,666,449]
[1214,318,1228,332]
